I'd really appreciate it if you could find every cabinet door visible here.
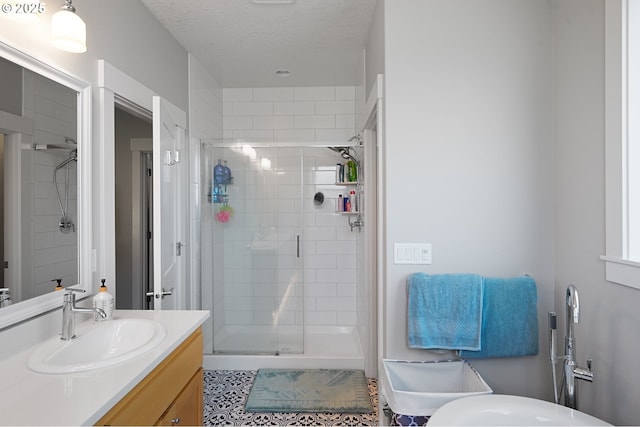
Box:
[95,329,203,426]
[156,368,203,426]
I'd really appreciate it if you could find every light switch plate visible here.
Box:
[394,243,432,264]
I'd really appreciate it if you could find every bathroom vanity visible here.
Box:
[95,326,203,425]
[0,309,209,426]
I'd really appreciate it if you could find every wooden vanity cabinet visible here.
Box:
[156,368,203,426]
[96,328,203,426]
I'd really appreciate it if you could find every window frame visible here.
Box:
[602,0,640,289]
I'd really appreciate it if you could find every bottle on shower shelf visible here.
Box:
[347,160,357,182]
[350,190,357,212]
[214,159,225,184]
[222,160,232,184]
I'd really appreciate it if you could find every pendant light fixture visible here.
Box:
[51,0,86,53]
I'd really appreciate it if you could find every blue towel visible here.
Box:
[459,276,539,358]
[407,273,484,351]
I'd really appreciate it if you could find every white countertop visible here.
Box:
[0,309,209,426]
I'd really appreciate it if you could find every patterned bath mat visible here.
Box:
[245,368,373,413]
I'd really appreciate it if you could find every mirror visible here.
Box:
[0,41,91,329]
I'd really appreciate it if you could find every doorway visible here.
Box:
[114,105,153,309]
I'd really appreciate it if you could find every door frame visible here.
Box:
[130,139,153,310]
[358,74,386,378]
[97,61,187,306]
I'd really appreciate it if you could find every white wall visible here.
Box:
[382,0,555,399]
[554,1,640,424]
[0,0,188,112]
[365,0,385,98]
[222,86,357,143]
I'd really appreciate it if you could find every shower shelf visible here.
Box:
[335,181,361,185]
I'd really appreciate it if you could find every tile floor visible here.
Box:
[203,370,380,426]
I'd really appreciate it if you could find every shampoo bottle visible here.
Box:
[93,279,114,321]
[347,160,357,182]
[214,160,225,184]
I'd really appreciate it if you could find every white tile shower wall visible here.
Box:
[223,86,356,143]
[221,87,358,333]
[23,70,77,298]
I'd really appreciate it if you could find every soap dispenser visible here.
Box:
[93,278,114,321]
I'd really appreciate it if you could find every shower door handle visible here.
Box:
[159,288,174,299]
[296,235,300,258]
[146,288,173,299]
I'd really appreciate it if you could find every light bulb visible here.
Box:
[51,1,86,53]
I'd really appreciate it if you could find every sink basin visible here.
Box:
[28,318,166,374]
[427,394,611,426]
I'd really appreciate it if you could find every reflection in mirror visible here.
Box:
[0,56,78,307]
[0,45,86,325]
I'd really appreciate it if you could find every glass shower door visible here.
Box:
[209,144,303,354]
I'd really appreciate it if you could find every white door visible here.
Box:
[152,96,186,310]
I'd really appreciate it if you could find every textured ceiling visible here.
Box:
[138,0,377,88]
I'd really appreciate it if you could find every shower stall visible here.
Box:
[200,141,369,371]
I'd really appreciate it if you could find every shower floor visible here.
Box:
[203,370,379,426]
[214,326,303,354]
[214,325,361,356]
[206,326,365,371]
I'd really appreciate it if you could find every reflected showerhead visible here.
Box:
[32,137,77,151]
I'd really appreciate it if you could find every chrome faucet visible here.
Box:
[549,285,594,409]
[562,285,593,409]
[0,288,11,307]
[61,288,106,340]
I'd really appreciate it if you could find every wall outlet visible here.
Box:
[394,243,432,264]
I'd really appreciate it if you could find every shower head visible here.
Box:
[328,146,359,165]
[327,146,347,154]
[340,149,353,160]
[339,148,359,165]
[32,136,78,151]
